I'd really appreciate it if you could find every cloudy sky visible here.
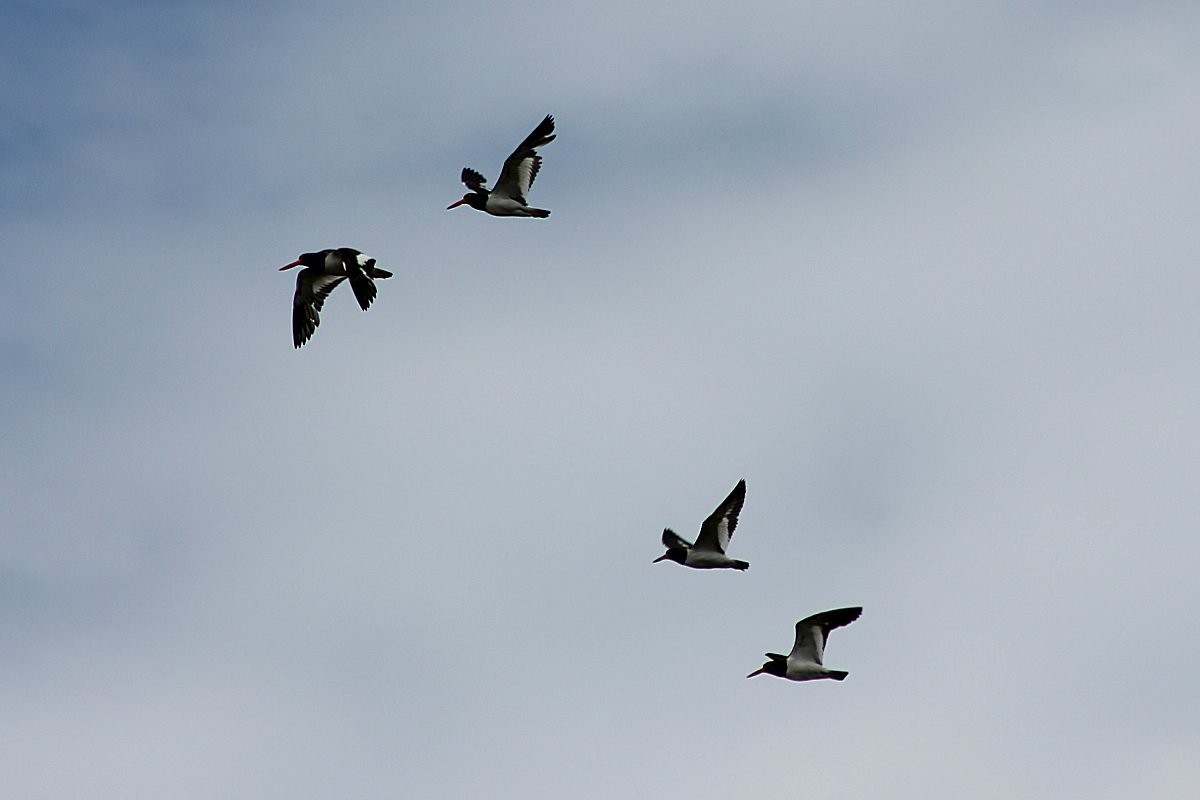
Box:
[3,1,1199,797]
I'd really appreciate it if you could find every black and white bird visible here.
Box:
[447,115,556,217]
[746,607,863,682]
[653,479,749,570]
[278,248,393,348]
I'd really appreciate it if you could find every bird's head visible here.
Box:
[746,653,788,679]
[447,192,486,211]
[652,547,687,566]
[278,252,325,271]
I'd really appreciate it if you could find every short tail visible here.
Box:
[527,208,551,218]
[733,560,750,571]
[827,670,849,681]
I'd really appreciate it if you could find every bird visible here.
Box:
[447,114,556,217]
[653,479,749,570]
[278,248,393,348]
[746,607,863,682]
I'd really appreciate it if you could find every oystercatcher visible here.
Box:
[447,115,556,217]
[278,248,393,348]
[653,480,749,570]
[747,607,863,682]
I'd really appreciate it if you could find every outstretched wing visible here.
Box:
[789,607,862,665]
[461,167,488,192]
[492,114,555,203]
[661,528,693,550]
[693,479,746,554]
[292,269,346,348]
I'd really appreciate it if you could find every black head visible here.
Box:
[279,251,329,271]
[447,192,487,211]
[652,547,687,565]
[747,653,787,679]
[299,251,331,266]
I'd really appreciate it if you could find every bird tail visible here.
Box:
[733,560,750,571]
[527,208,551,218]
[827,670,849,681]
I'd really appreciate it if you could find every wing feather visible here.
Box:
[493,115,555,203]
[461,167,488,192]
[292,270,346,348]
[693,479,746,553]
[789,607,862,664]
[339,249,380,311]
[661,528,693,550]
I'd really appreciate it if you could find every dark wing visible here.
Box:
[693,479,746,554]
[492,115,555,203]
[292,269,346,348]
[789,607,862,664]
[461,168,488,192]
[661,528,693,550]
[338,249,380,312]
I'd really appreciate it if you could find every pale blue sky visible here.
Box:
[3,2,1199,798]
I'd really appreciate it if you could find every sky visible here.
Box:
[2,1,1199,797]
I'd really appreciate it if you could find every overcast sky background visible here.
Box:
[2,1,1198,797]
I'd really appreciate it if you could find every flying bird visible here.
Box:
[278,248,393,348]
[447,114,556,217]
[653,479,749,570]
[746,607,863,682]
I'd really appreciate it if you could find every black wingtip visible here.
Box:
[292,309,316,349]
[827,607,863,624]
[345,269,379,312]
[349,282,377,311]
[823,607,864,628]
[521,115,556,149]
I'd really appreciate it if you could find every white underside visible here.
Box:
[784,660,842,681]
[683,550,741,568]
[485,196,538,216]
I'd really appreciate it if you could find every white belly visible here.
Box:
[785,661,843,681]
[485,196,534,216]
[684,551,737,569]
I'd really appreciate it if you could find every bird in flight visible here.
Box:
[447,115,556,217]
[747,607,862,682]
[278,248,392,348]
[653,479,749,570]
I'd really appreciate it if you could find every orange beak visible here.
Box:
[746,667,766,678]
[446,198,468,210]
[278,260,302,271]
